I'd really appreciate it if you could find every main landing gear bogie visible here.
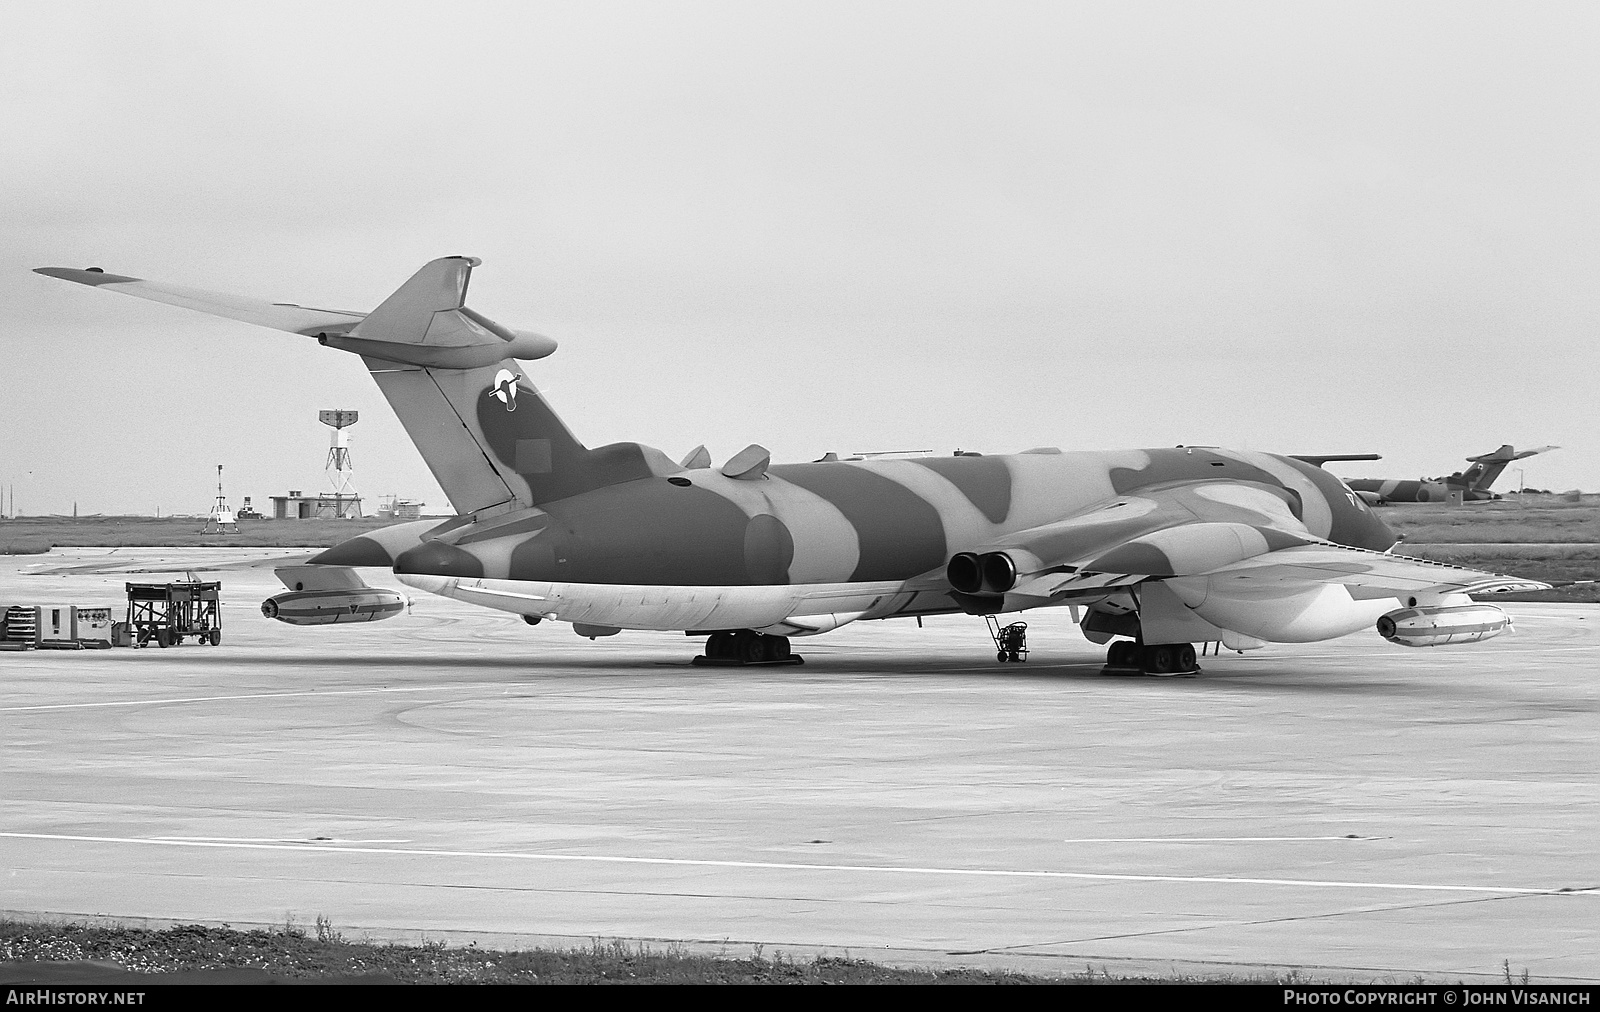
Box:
[1104,639,1200,677]
[693,630,804,666]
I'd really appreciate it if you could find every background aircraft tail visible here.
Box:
[1458,444,1559,493]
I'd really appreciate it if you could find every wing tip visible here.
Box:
[34,266,143,286]
[1470,579,1554,595]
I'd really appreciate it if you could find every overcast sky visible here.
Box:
[2,1,1595,516]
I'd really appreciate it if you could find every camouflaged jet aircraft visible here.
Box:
[36,257,1550,674]
[1346,445,1560,506]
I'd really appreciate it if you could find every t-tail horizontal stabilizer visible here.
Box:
[1288,454,1382,469]
[1465,445,1559,464]
[321,257,557,368]
[34,257,557,368]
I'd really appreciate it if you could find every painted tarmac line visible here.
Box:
[0,684,467,713]
[2,832,1591,897]
[1058,836,1385,843]
[150,837,416,844]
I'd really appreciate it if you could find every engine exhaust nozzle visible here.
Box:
[947,552,983,595]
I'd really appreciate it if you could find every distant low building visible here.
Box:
[375,496,425,520]
[269,491,363,519]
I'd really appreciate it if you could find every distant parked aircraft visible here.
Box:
[1346,445,1559,505]
[36,258,1549,673]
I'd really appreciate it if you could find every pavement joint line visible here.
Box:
[0,685,474,713]
[955,891,1524,953]
[0,832,1586,896]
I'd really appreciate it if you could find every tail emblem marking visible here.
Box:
[491,368,520,411]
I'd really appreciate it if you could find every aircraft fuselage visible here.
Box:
[318,445,1393,608]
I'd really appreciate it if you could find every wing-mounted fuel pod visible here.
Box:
[1376,601,1511,647]
[262,566,405,625]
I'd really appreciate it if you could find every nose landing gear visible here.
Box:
[692,630,805,666]
[1103,640,1200,677]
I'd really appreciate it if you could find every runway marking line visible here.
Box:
[2,832,1593,897]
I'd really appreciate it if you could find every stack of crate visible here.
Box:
[1,605,38,650]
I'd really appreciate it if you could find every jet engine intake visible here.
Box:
[946,551,1019,595]
[261,589,406,625]
[1376,603,1510,647]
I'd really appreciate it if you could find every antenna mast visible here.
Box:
[204,464,238,534]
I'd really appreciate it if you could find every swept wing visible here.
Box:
[948,480,1547,604]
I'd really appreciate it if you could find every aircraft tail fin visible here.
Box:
[37,256,681,515]
[343,257,680,514]
[1459,444,1559,492]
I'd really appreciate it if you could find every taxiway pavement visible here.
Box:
[2,549,1596,981]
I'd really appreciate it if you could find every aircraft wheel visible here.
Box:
[738,632,765,663]
[763,635,791,662]
[210,629,222,646]
[707,632,734,659]
[1107,640,1135,667]
[1145,645,1179,674]
[1175,643,1196,671]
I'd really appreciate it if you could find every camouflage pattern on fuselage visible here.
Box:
[317,446,1395,599]
[1345,477,1457,504]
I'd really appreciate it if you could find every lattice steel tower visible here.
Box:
[320,409,359,496]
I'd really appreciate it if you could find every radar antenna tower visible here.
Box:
[320,409,359,497]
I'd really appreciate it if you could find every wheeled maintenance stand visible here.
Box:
[126,581,222,648]
[986,616,1029,662]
